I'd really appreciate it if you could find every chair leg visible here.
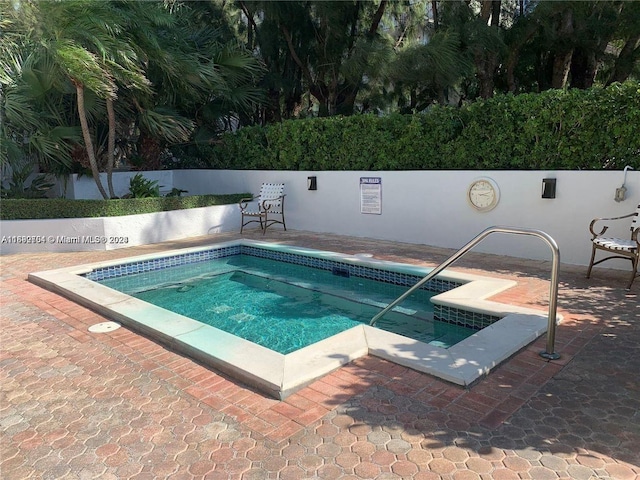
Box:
[626,256,639,290]
[586,244,597,279]
[240,213,245,233]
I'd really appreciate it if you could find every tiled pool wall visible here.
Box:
[84,244,500,330]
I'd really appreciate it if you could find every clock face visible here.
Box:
[468,178,499,211]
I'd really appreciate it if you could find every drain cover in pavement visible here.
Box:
[88,321,121,333]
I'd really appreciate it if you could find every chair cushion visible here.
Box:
[593,237,638,252]
[241,210,265,216]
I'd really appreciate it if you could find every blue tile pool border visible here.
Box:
[83,243,500,330]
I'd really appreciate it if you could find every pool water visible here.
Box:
[100,254,474,354]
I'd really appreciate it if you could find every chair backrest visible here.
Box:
[259,183,285,212]
[632,203,640,231]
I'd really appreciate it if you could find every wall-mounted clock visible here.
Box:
[467,177,500,212]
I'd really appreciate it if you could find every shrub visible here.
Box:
[127,173,161,198]
[1,194,249,220]
[183,82,640,171]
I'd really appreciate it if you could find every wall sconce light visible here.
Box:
[541,178,556,199]
[307,176,317,191]
[615,165,633,202]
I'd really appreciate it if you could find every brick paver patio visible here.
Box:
[1,230,638,479]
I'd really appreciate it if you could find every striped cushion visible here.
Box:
[632,204,640,230]
[242,210,280,215]
[593,237,637,252]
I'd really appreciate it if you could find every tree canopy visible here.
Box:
[1,0,638,185]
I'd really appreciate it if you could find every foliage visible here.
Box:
[1,194,250,220]
[164,188,189,197]
[0,163,55,199]
[1,0,264,198]
[189,82,640,171]
[0,8,81,172]
[127,173,161,198]
[228,0,640,120]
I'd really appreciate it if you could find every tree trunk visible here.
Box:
[137,133,163,171]
[431,1,439,30]
[476,53,499,98]
[607,33,640,85]
[75,82,108,199]
[475,0,501,98]
[550,8,574,89]
[368,0,387,37]
[106,97,116,198]
[490,0,501,28]
[569,48,598,89]
[263,88,282,123]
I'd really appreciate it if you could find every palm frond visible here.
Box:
[54,41,117,98]
[139,108,195,144]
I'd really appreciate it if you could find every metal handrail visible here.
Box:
[369,226,561,360]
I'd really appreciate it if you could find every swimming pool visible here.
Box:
[29,240,553,399]
[98,253,475,354]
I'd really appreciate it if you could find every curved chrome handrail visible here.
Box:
[369,226,561,360]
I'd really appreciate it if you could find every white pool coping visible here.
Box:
[28,239,560,399]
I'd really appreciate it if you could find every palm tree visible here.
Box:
[36,0,152,198]
[122,1,264,161]
[5,0,263,198]
[0,4,79,174]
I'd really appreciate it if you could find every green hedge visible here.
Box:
[1,194,249,220]
[189,82,640,170]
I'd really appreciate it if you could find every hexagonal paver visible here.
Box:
[428,458,456,475]
[464,457,493,474]
[315,423,338,438]
[501,455,530,472]
[262,455,287,472]
[443,446,469,462]
[354,461,381,478]
[336,452,360,469]
[349,423,372,436]
[333,432,358,447]
[371,449,396,467]
[527,466,559,479]
[299,434,323,449]
[281,443,306,460]
[386,438,411,454]
[316,442,341,458]
[392,460,419,476]
[514,448,542,462]
[351,440,375,457]
[367,430,391,446]
[298,454,323,470]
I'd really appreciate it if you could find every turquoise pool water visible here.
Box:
[100,254,474,354]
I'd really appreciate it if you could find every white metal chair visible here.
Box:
[239,183,286,234]
[586,203,639,289]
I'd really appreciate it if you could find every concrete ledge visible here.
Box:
[0,204,239,254]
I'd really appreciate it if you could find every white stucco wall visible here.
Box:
[174,169,640,268]
[5,169,639,269]
[0,204,238,254]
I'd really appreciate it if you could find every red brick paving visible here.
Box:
[1,230,639,479]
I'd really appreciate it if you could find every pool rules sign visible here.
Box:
[360,177,382,215]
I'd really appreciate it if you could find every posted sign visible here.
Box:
[360,177,382,214]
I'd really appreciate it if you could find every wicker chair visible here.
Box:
[586,203,639,289]
[239,183,286,234]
